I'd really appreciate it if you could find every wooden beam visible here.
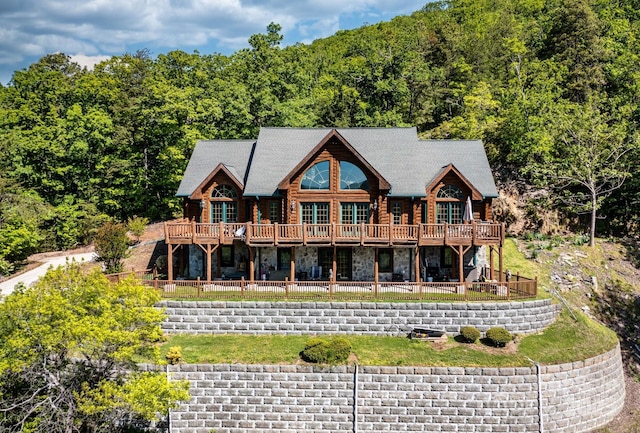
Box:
[414,247,420,283]
[290,246,296,283]
[248,246,255,282]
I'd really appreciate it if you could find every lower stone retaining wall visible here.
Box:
[160,299,559,336]
[167,345,624,433]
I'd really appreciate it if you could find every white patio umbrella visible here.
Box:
[463,196,473,222]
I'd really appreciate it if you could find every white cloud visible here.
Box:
[0,0,428,85]
[68,54,112,70]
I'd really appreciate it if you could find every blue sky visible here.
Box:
[0,1,429,86]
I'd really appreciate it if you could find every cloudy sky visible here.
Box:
[0,1,429,86]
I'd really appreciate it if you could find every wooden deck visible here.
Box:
[165,221,504,247]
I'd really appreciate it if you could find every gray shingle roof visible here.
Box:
[176,140,255,197]
[178,128,498,199]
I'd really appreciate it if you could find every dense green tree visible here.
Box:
[0,263,190,432]
[94,221,130,273]
[531,102,637,246]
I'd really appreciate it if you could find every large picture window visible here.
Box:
[301,161,330,190]
[339,161,369,190]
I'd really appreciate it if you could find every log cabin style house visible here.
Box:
[165,127,505,285]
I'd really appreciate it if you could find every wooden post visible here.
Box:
[197,276,201,298]
[332,246,337,282]
[458,245,464,285]
[274,222,279,245]
[498,245,504,283]
[249,247,255,283]
[206,244,212,282]
[374,247,379,286]
[290,246,296,283]
[489,246,495,280]
[168,243,174,281]
[414,247,420,283]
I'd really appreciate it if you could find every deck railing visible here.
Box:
[108,271,537,302]
[166,221,503,246]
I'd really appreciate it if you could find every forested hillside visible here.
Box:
[1,0,639,271]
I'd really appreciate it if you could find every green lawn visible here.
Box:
[154,239,619,367]
[158,309,618,367]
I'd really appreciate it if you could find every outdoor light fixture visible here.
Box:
[290,200,296,212]
[371,201,378,211]
[200,199,206,209]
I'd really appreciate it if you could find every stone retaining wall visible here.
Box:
[167,345,624,433]
[160,299,559,336]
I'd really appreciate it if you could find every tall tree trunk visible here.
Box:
[590,187,596,248]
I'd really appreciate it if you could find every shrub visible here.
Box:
[127,215,149,244]
[301,338,331,363]
[166,346,184,365]
[301,337,352,364]
[459,326,480,343]
[329,337,352,363]
[486,327,512,347]
[94,221,130,274]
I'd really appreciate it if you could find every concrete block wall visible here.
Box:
[167,345,624,433]
[160,299,559,336]
[540,347,625,432]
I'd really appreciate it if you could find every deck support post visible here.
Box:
[414,247,420,283]
[290,246,296,283]
[248,246,255,283]
[168,244,181,281]
[374,247,379,287]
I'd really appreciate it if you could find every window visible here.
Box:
[220,245,234,267]
[421,202,428,223]
[277,248,291,270]
[210,184,238,223]
[300,203,329,224]
[436,202,463,224]
[268,201,280,223]
[378,249,393,273]
[437,184,463,199]
[391,202,402,225]
[341,203,369,224]
[436,184,463,224]
[301,161,330,189]
[211,202,237,223]
[340,161,369,190]
[441,248,453,269]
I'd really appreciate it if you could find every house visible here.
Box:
[165,127,504,284]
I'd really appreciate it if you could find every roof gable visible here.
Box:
[426,164,483,200]
[176,139,255,197]
[189,163,244,200]
[277,129,391,190]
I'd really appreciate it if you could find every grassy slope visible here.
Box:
[155,236,628,366]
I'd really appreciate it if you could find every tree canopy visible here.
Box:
[0,263,190,432]
[1,0,639,259]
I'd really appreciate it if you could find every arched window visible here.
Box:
[209,184,237,223]
[436,185,463,199]
[301,161,330,190]
[211,185,237,199]
[436,184,463,224]
[340,161,369,190]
